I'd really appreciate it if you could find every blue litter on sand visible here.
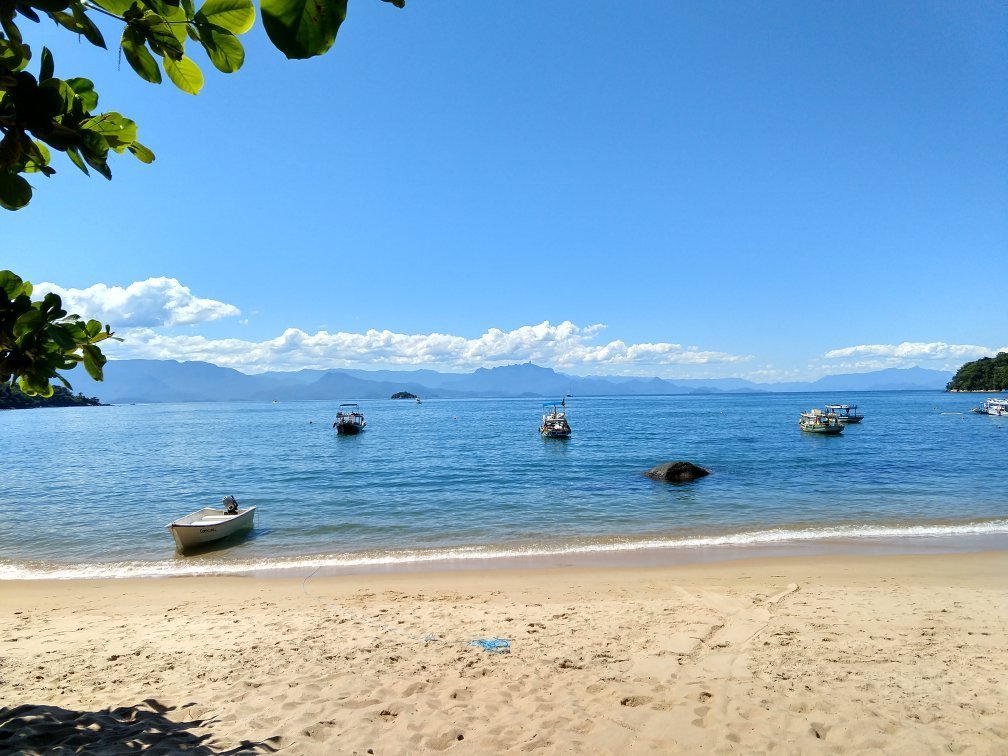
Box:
[468,638,511,654]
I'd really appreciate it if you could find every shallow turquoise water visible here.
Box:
[1,391,1006,577]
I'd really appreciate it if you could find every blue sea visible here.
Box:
[2,392,1006,579]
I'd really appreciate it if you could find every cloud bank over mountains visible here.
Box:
[98,322,753,375]
[35,278,1004,378]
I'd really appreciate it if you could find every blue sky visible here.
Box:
[5,1,1006,380]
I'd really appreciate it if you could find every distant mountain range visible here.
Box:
[62,360,955,404]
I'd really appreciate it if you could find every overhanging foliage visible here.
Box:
[1,0,404,209]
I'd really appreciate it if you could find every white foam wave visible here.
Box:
[3,519,1007,580]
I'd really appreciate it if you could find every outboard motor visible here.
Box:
[223,495,239,514]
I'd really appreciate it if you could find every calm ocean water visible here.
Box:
[2,392,1006,579]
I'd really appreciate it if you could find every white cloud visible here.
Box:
[818,341,1008,373]
[102,320,752,375]
[35,278,240,328]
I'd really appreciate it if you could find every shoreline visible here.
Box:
[3,526,1007,581]
[4,550,1006,753]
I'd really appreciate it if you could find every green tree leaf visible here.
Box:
[139,12,185,61]
[82,113,138,150]
[40,47,55,81]
[66,77,99,110]
[121,26,163,84]
[261,0,346,60]
[163,55,204,94]
[18,373,55,398]
[22,140,53,175]
[65,147,90,175]
[79,130,112,179]
[0,40,31,72]
[15,6,41,22]
[195,22,244,73]
[1,15,24,45]
[195,0,255,35]
[90,0,136,14]
[71,3,108,49]
[0,131,23,170]
[24,0,72,12]
[0,172,32,210]
[128,141,156,163]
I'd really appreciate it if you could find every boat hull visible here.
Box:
[799,422,843,435]
[336,423,364,435]
[541,428,571,438]
[167,507,256,552]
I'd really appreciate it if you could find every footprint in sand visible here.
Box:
[620,695,651,707]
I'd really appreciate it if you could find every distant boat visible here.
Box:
[416,397,422,404]
[540,399,571,438]
[799,409,843,435]
[333,403,366,434]
[824,404,863,423]
[167,496,255,552]
[973,397,1008,416]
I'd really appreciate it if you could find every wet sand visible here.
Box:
[2,551,1006,753]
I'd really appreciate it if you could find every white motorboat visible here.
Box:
[973,397,1008,416]
[167,496,256,552]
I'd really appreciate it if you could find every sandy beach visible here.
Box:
[2,551,1006,754]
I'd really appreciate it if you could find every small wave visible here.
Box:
[3,519,1007,580]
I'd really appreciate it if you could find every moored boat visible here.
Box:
[824,403,863,423]
[540,399,571,438]
[799,409,843,434]
[973,397,1008,416]
[333,403,366,434]
[167,496,256,552]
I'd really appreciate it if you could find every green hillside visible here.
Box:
[946,352,1008,392]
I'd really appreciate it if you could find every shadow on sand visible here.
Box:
[0,699,280,754]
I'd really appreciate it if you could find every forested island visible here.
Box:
[390,391,419,400]
[946,352,1008,392]
[0,384,105,410]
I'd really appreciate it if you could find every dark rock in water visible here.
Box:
[645,461,710,482]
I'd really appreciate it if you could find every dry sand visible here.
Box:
[1,551,1006,754]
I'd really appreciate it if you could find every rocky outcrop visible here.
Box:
[645,461,710,482]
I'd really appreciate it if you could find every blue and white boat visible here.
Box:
[824,404,864,423]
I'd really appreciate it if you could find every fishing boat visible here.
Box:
[333,403,366,434]
[166,496,256,552]
[540,399,571,438]
[799,409,844,435]
[824,403,864,423]
[973,397,1008,416]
